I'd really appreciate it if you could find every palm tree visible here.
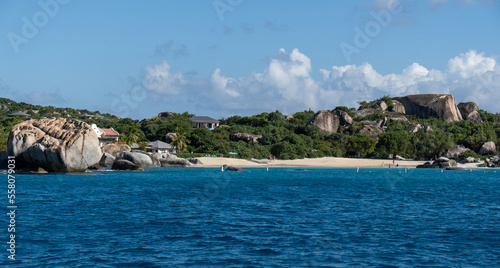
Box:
[170,127,189,153]
[121,126,141,145]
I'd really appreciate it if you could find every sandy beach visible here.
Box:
[195,157,483,169]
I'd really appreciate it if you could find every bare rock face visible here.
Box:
[358,125,383,138]
[115,151,155,167]
[369,101,388,111]
[160,155,191,167]
[392,94,463,123]
[479,141,496,155]
[336,110,353,125]
[457,102,483,123]
[391,100,406,114]
[158,112,175,118]
[163,132,177,143]
[99,153,116,167]
[466,110,483,123]
[112,159,144,171]
[410,124,423,133]
[457,102,479,118]
[230,133,262,143]
[444,145,470,160]
[101,143,131,157]
[355,108,383,118]
[306,110,339,135]
[8,118,102,172]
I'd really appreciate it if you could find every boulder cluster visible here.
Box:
[5,118,202,172]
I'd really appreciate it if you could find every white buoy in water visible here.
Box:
[356,167,359,173]
[267,167,269,172]
[221,166,224,172]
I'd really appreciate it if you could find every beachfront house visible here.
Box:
[100,128,120,145]
[147,140,176,153]
[90,124,120,146]
[191,116,219,129]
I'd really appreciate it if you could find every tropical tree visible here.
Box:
[346,133,377,157]
[171,127,189,153]
[121,126,141,145]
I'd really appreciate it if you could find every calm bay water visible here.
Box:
[2,167,499,267]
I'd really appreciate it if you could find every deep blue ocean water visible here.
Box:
[1,167,499,267]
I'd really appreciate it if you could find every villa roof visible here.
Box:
[190,116,219,123]
[101,128,119,136]
[148,140,173,149]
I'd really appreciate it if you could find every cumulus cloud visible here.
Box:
[141,49,499,116]
[143,61,185,95]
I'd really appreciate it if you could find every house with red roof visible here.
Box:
[90,124,120,146]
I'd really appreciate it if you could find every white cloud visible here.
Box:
[142,49,500,116]
[447,50,495,79]
[143,61,185,95]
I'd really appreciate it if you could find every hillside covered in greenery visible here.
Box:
[1,96,499,161]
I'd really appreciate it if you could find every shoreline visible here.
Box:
[194,157,483,169]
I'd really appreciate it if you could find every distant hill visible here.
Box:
[0,97,117,120]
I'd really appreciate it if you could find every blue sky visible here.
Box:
[1,0,499,119]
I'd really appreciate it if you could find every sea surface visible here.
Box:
[1,167,499,267]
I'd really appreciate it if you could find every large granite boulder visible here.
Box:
[484,156,500,167]
[8,118,102,172]
[160,155,191,167]
[457,102,483,123]
[444,145,470,160]
[457,102,479,118]
[372,118,386,128]
[410,124,423,133]
[391,99,406,114]
[230,133,262,143]
[392,94,462,123]
[101,143,131,157]
[465,156,480,163]
[466,110,483,123]
[306,110,339,135]
[223,165,246,171]
[186,158,203,165]
[369,100,388,111]
[358,125,383,138]
[387,116,409,123]
[115,151,154,167]
[336,110,353,125]
[158,112,175,118]
[355,108,383,118]
[163,132,177,143]
[99,153,116,167]
[112,159,144,171]
[417,158,457,168]
[479,141,496,155]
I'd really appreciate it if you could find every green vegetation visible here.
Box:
[0,97,499,161]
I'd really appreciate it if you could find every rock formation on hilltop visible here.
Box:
[457,102,483,123]
[8,118,102,172]
[306,110,339,135]
[230,133,263,143]
[392,94,463,123]
[158,112,175,118]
